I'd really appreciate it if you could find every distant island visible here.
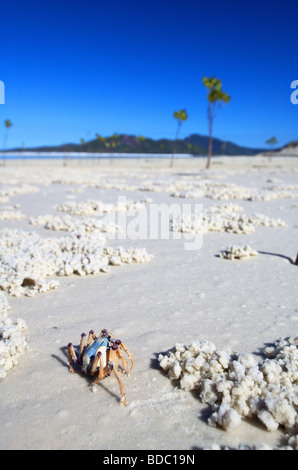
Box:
[8,133,270,156]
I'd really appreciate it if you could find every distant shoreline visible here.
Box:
[0,152,297,160]
[0,152,195,159]
[0,154,297,170]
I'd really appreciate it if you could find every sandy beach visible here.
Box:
[0,155,297,450]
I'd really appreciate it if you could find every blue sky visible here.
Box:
[0,0,297,149]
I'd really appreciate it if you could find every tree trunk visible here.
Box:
[206,112,213,169]
[170,122,181,168]
[2,131,8,167]
[170,149,175,168]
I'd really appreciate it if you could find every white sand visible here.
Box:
[0,155,297,450]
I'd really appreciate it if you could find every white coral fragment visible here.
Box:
[0,210,25,220]
[54,198,146,216]
[0,228,153,297]
[208,403,242,431]
[0,184,38,199]
[30,214,120,235]
[219,245,259,260]
[171,204,286,236]
[159,336,298,433]
[0,292,28,379]
[170,180,298,202]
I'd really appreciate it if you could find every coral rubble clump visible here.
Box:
[0,210,25,220]
[30,214,120,234]
[158,336,298,434]
[0,228,153,297]
[55,199,146,216]
[171,181,298,202]
[219,245,259,260]
[171,204,286,235]
[205,433,298,450]
[0,184,39,200]
[0,292,28,380]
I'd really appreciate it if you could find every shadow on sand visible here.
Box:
[258,251,296,265]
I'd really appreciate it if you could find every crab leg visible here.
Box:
[93,352,105,384]
[79,333,86,363]
[100,329,108,338]
[108,345,127,405]
[90,351,101,375]
[67,343,78,373]
[112,365,126,406]
[116,348,128,373]
[86,329,96,348]
[107,333,134,375]
[106,352,125,405]
[119,342,134,375]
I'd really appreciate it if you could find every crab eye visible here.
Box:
[101,329,107,334]
[115,339,121,345]
[81,332,86,337]
[112,344,118,351]
[89,330,94,335]
[97,351,102,356]
[68,343,72,348]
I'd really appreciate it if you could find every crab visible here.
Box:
[67,329,133,405]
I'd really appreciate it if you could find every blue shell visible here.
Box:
[82,336,110,373]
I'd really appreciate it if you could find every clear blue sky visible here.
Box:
[0,0,297,149]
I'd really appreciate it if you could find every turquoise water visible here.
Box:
[0,153,202,160]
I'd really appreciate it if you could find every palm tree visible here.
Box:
[202,77,230,169]
[95,133,104,163]
[110,133,119,163]
[137,135,145,160]
[95,133,104,148]
[109,140,116,163]
[265,136,278,160]
[3,119,13,166]
[170,109,188,168]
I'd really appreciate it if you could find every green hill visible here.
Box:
[9,133,267,156]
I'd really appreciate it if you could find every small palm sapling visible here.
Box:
[3,119,13,166]
[170,109,188,168]
[202,77,230,169]
[266,136,278,160]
